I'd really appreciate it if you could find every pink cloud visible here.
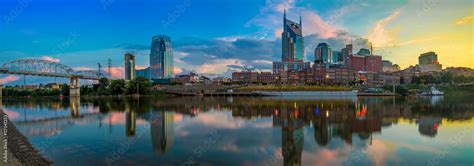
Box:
[0,75,21,84]
[301,11,341,38]
[368,9,401,47]
[108,67,124,79]
[41,56,60,62]
[73,67,94,71]
[174,67,183,75]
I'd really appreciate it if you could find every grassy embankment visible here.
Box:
[238,85,353,92]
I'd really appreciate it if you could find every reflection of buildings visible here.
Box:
[312,103,382,146]
[126,111,136,137]
[418,115,442,137]
[274,108,305,166]
[150,111,174,154]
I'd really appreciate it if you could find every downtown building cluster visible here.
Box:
[232,11,445,86]
[124,35,174,82]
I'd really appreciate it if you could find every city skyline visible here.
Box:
[0,0,473,85]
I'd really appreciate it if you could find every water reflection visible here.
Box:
[1,96,473,165]
[150,111,174,154]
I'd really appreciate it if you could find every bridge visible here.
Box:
[0,59,107,97]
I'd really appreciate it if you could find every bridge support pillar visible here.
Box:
[0,85,3,99]
[0,85,3,108]
[70,77,80,97]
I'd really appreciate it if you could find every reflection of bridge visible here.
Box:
[0,59,107,97]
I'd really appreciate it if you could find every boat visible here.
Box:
[420,87,444,96]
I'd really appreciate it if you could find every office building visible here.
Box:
[281,10,304,62]
[150,35,174,79]
[419,52,439,65]
[341,44,353,66]
[314,43,332,63]
[125,52,136,80]
[333,51,342,63]
[273,10,311,76]
[418,52,442,73]
[136,67,151,79]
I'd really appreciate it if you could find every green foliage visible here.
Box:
[109,79,126,95]
[61,84,69,96]
[3,87,62,97]
[412,72,474,85]
[126,77,152,95]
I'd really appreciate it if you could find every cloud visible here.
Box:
[368,9,401,47]
[302,10,343,38]
[455,15,474,25]
[174,67,183,75]
[107,67,124,79]
[41,56,60,62]
[0,75,21,84]
[73,67,95,71]
[174,37,279,75]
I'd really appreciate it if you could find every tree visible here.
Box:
[109,79,126,95]
[61,84,69,96]
[126,76,151,95]
[98,77,110,88]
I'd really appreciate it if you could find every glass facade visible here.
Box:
[314,43,332,63]
[136,67,151,79]
[150,35,174,79]
[125,53,136,80]
[281,10,304,62]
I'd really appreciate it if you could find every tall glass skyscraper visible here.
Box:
[150,35,174,79]
[314,43,333,64]
[281,10,304,62]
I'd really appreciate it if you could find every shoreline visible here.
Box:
[0,109,52,166]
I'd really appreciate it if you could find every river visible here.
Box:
[1,96,473,166]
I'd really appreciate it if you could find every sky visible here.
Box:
[0,0,473,84]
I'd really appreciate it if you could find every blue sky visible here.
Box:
[0,0,472,84]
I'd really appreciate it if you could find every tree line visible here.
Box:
[2,76,154,97]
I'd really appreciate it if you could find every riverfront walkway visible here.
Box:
[0,109,52,166]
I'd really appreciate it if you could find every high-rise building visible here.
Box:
[418,52,442,72]
[273,10,310,75]
[341,44,353,66]
[419,52,439,65]
[125,52,136,80]
[281,10,304,62]
[333,51,342,63]
[356,48,371,56]
[150,35,174,79]
[314,43,332,63]
[136,67,151,79]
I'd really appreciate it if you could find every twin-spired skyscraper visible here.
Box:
[150,35,174,79]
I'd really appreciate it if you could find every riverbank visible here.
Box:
[238,85,353,92]
[0,110,52,166]
[382,84,474,96]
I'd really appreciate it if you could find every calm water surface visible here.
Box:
[1,96,474,166]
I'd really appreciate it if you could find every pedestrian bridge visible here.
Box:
[0,59,107,97]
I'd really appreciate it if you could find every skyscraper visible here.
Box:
[314,43,332,63]
[273,10,310,74]
[150,35,174,79]
[419,52,439,65]
[281,10,304,62]
[125,52,136,80]
[341,44,353,66]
